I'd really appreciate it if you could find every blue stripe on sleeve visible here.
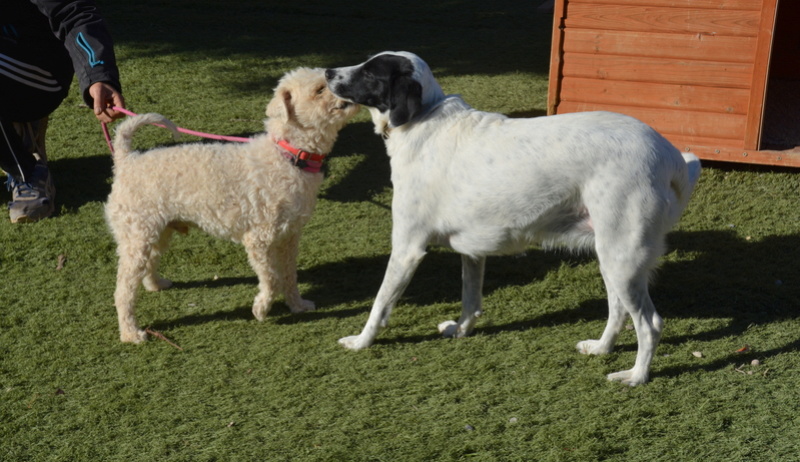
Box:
[76,32,105,67]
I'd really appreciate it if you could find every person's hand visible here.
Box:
[89,82,126,123]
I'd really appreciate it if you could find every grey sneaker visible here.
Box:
[7,162,55,223]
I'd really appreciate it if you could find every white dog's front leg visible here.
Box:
[339,245,427,350]
[278,234,316,314]
[243,234,280,321]
[439,255,485,338]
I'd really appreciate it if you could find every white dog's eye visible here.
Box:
[316,86,326,95]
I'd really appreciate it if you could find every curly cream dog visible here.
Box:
[106,68,359,343]
[326,52,701,386]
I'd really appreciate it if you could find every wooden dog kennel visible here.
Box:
[547,0,800,167]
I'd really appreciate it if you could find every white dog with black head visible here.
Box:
[325,51,701,385]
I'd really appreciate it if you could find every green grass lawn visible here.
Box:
[2,1,799,460]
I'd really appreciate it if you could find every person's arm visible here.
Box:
[30,0,124,121]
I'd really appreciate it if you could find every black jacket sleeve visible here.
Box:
[28,0,121,107]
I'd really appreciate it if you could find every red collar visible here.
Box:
[275,139,327,173]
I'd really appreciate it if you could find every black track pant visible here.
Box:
[0,120,37,183]
[1,36,73,183]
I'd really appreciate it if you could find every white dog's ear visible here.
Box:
[389,75,422,127]
[266,88,295,122]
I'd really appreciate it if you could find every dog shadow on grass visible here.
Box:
[479,229,800,379]
[649,230,800,379]
[152,246,576,332]
[320,122,391,204]
[154,229,799,378]
[302,229,798,378]
[46,155,113,212]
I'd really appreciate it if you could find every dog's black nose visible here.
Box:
[325,69,336,81]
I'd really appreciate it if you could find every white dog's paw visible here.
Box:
[252,303,271,322]
[143,277,172,292]
[338,335,371,351]
[120,329,147,344]
[607,369,648,387]
[438,320,460,338]
[252,292,276,321]
[290,299,316,314]
[576,339,612,355]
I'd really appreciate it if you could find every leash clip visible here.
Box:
[292,150,310,169]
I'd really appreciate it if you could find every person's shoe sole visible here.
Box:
[9,201,55,223]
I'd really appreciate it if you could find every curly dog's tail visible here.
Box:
[112,113,179,163]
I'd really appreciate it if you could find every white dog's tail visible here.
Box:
[670,153,702,220]
[112,113,179,163]
[682,153,702,191]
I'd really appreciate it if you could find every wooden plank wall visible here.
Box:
[548,0,798,165]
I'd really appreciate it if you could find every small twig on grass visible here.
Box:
[733,363,770,377]
[145,328,183,351]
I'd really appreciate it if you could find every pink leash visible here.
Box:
[100,106,326,173]
[101,106,249,153]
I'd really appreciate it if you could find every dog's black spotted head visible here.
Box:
[325,52,445,134]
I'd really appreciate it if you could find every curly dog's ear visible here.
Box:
[389,75,422,128]
[266,88,295,122]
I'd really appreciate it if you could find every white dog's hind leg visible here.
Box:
[339,244,427,350]
[142,227,174,292]
[579,184,667,385]
[439,255,485,338]
[595,244,663,386]
[114,239,152,343]
[606,291,662,386]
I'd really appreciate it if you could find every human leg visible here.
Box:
[1,40,71,223]
[1,119,55,223]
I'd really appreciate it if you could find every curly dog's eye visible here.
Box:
[316,86,326,95]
